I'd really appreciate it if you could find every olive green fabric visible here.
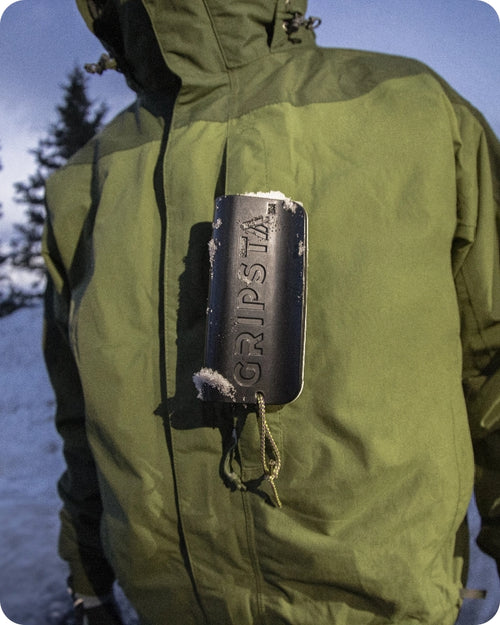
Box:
[43,1,500,624]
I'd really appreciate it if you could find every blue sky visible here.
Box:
[0,0,499,233]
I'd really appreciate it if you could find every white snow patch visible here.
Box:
[243,191,299,213]
[192,368,236,401]
[243,190,290,200]
[208,238,218,273]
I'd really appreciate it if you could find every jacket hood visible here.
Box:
[76,0,318,93]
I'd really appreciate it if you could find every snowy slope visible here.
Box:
[0,303,499,625]
[0,304,136,625]
[0,304,70,625]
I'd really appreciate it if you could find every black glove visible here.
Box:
[73,596,124,625]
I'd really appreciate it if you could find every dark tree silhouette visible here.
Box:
[0,67,107,315]
[12,66,108,272]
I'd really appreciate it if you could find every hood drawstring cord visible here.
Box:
[256,392,282,508]
[84,53,118,75]
[283,12,321,41]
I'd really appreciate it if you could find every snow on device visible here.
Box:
[195,193,307,406]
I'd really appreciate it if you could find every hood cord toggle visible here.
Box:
[283,12,321,40]
[84,52,119,75]
[256,392,282,508]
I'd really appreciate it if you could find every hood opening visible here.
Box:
[76,0,318,93]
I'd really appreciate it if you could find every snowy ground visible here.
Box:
[0,304,137,625]
[0,304,499,625]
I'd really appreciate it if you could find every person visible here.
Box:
[42,1,500,624]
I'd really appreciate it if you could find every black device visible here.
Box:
[195,194,307,405]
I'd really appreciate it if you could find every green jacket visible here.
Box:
[43,1,500,624]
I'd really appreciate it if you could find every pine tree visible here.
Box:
[12,66,108,273]
[0,67,108,316]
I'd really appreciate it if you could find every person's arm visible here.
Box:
[453,106,500,574]
[42,218,119,612]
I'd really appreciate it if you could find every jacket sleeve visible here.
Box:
[453,106,500,572]
[42,217,116,597]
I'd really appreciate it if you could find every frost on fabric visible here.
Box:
[193,368,236,401]
[208,238,218,274]
[243,191,300,213]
